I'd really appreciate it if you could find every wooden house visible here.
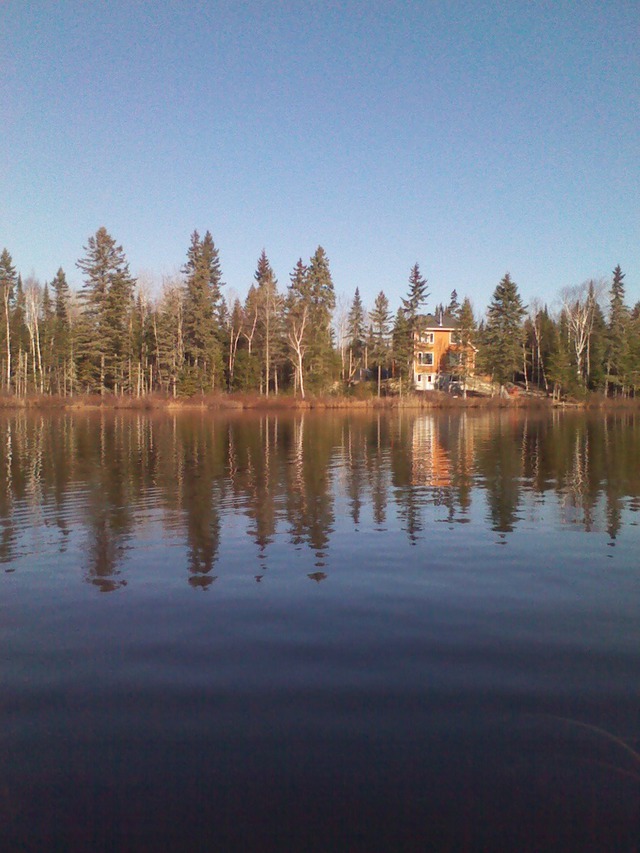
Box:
[412,312,476,391]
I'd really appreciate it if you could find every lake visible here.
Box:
[1,409,638,851]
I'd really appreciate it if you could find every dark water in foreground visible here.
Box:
[1,410,639,851]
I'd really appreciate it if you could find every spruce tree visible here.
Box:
[41,283,54,392]
[369,290,391,396]
[13,275,28,393]
[51,268,73,394]
[606,265,630,395]
[483,273,527,388]
[401,263,428,382]
[448,289,460,319]
[254,249,279,396]
[547,325,573,401]
[182,230,224,392]
[626,311,640,395]
[401,263,428,329]
[347,287,366,378]
[154,276,185,396]
[392,308,411,388]
[305,247,336,389]
[77,227,136,393]
[454,297,477,395]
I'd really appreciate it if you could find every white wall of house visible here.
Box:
[415,372,436,390]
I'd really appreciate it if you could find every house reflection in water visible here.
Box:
[411,416,451,488]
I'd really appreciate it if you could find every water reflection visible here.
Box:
[0,410,638,588]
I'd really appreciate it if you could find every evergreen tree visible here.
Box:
[547,324,573,401]
[626,311,640,395]
[41,283,54,393]
[76,227,136,393]
[182,230,224,392]
[401,263,428,329]
[448,289,460,319]
[391,307,411,388]
[401,263,428,382]
[52,267,70,325]
[0,249,17,390]
[130,287,154,396]
[254,249,279,396]
[483,273,527,387]
[369,290,392,396]
[606,264,630,395]
[305,247,337,390]
[453,297,477,395]
[154,276,185,396]
[347,287,366,379]
[51,268,74,394]
[12,275,28,393]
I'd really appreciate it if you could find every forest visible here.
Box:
[0,227,638,401]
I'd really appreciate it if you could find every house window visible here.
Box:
[427,375,432,384]
[423,352,434,366]
[420,332,434,344]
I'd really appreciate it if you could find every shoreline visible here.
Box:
[0,392,636,412]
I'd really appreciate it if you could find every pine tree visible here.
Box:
[76,227,136,393]
[369,290,392,396]
[182,230,224,393]
[483,273,527,388]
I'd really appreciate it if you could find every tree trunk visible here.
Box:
[4,291,11,391]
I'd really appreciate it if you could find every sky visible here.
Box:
[2,0,638,316]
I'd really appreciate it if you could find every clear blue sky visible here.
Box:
[2,0,638,315]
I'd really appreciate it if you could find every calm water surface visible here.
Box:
[1,410,639,851]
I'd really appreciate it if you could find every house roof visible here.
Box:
[418,311,459,329]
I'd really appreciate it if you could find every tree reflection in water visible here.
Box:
[0,409,637,587]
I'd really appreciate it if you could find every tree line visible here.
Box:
[0,227,637,399]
